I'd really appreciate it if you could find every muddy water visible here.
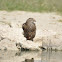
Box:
[41,51,62,62]
[0,50,62,62]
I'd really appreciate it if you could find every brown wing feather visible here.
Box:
[22,19,36,41]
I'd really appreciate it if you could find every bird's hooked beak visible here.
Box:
[33,19,36,22]
[33,19,36,23]
[32,19,36,24]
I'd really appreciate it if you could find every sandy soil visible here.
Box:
[0,11,62,50]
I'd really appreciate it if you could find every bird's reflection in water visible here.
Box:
[0,50,62,62]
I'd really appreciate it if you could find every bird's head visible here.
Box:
[26,18,36,24]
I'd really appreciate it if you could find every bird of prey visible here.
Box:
[22,18,36,41]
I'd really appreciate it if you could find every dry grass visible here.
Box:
[58,20,62,22]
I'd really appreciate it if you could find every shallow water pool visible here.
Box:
[0,50,62,62]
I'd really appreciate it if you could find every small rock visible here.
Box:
[4,47,7,51]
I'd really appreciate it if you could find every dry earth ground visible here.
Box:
[0,11,62,50]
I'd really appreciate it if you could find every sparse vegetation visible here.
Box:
[58,20,62,22]
[0,0,62,13]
